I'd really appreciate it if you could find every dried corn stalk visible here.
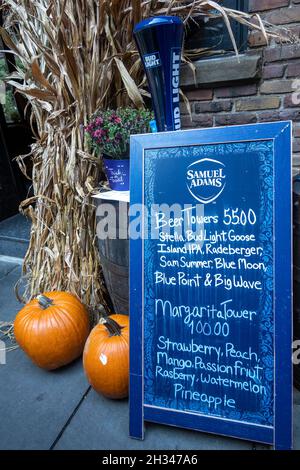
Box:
[0,1,296,314]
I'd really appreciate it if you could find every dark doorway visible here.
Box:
[0,30,33,222]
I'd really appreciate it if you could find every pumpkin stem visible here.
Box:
[37,294,54,309]
[100,317,124,337]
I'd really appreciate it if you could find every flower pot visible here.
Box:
[103,157,130,191]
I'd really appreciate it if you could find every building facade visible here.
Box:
[181,0,300,174]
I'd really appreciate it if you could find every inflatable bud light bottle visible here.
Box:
[133,16,184,132]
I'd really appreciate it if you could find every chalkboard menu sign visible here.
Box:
[129,122,292,450]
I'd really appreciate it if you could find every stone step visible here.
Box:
[0,214,30,259]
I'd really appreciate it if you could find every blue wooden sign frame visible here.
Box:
[129,121,293,450]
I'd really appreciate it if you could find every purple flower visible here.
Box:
[109,114,122,124]
[93,129,104,138]
[95,117,104,126]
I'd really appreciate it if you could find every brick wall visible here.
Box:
[181,0,300,173]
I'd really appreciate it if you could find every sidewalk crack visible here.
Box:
[49,386,91,450]
[0,264,19,282]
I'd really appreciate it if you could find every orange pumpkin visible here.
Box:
[83,314,129,399]
[14,292,90,370]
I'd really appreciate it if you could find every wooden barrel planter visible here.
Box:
[94,195,129,315]
[294,175,300,390]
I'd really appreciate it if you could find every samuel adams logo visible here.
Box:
[186,158,226,204]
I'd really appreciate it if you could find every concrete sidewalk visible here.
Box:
[0,259,299,450]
